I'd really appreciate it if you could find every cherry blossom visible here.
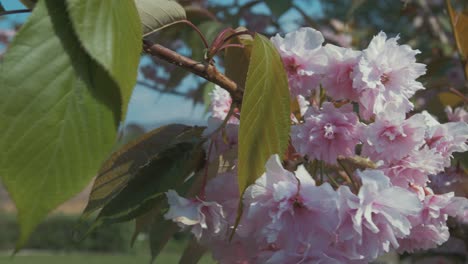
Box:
[167,27,468,263]
[445,106,468,122]
[292,102,362,164]
[352,32,426,119]
[271,27,327,98]
[164,190,226,240]
[336,169,422,260]
[322,44,361,101]
[362,104,426,163]
[209,85,239,124]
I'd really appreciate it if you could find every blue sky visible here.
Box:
[1,0,321,129]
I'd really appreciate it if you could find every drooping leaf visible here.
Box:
[82,124,199,217]
[114,123,146,149]
[224,27,253,89]
[66,0,142,121]
[179,237,207,264]
[149,213,179,263]
[135,0,186,36]
[446,0,468,78]
[237,33,291,195]
[90,137,205,228]
[130,205,159,247]
[130,141,208,248]
[0,0,121,248]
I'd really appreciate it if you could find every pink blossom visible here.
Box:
[164,190,226,240]
[202,117,238,161]
[241,155,342,263]
[200,168,257,263]
[205,169,240,224]
[336,169,422,260]
[209,85,239,124]
[381,147,445,188]
[397,192,468,253]
[425,121,468,166]
[429,167,467,196]
[292,102,362,164]
[352,32,426,119]
[322,44,361,101]
[271,27,327,97]
[362,104,426,163]
[445,106,468,122]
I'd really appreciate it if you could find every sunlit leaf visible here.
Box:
[66,0,142,121]
[446,0,468,78]
[0,0,121,248]
[237,33,291,195]
[135,0,186,36]
[82,124,199,217]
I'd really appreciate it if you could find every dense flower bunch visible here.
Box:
[165,28,468,263]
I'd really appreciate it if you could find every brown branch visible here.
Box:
[0,9,31,16]
[142,40,243,103]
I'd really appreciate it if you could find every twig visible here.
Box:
[136,80,187,96]
[142,40,243,103]
[0,9,31,16]
[292,4,319,28]
[337,158,358,192]
[449,87,468,103]
[144,19,209,49]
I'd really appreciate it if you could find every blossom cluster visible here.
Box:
[165,28,468,263]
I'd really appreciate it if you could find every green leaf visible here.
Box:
[88,130,205,228]
[135,0,186,36]
[82,124,198,217]
[130,203,160,247]
[224,27,253,89]
[149,213,179,263]
[0,0,121,248]
[66,0,142,121]
[179,237,207,264]
[237,33,291,195]
[438,91,463,107]
[0,3,5,12]
[446,0,468,78]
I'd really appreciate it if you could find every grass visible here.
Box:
[0,239,217,264]
[0,254,216,264]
